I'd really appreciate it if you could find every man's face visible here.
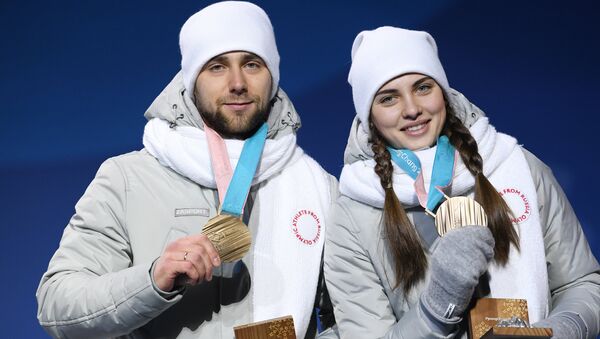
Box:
[194,51,272,139]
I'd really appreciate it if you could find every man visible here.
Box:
[36,2,337,338]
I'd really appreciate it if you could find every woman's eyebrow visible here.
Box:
[375,88,399,97]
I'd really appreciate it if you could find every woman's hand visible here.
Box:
[421,226,495,320]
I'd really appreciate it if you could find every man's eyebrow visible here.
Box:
[206,54,229,65]
[412,76,434,89]
[202,52,265,71]
[200,55,228,72]
[240,52,265,64]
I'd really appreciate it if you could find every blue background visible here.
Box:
[1,0,598,336]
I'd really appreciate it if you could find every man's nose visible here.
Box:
[228,67,247,95]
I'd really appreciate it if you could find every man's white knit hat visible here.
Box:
[348,26,449,132]
[179,1,280,100]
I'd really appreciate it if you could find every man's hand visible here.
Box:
[153,234,221,292]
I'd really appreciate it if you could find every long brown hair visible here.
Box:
[369,105,519,294]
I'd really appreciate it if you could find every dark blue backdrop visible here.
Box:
[1,1,598,337]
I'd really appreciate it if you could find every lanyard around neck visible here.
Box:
[386,136,456,212]
[205,123,268,217]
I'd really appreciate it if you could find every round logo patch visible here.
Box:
[291,209,321,245]
[498,187,531,224]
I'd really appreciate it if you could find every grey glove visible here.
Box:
[421,226,495,320]
[533,313,586,339]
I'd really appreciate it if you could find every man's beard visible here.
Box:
[196,95,271,140]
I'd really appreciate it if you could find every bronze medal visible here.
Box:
[434,196,488,236]
[202,123,268,264]
[202,214,251,262]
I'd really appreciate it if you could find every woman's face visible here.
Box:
[370,73,446,150]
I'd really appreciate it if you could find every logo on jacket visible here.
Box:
[174,208,209,217]
[291,209,321,245]
[498,187,531,223]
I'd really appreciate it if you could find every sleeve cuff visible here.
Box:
[149,258,186,300]
[419,296,462,336]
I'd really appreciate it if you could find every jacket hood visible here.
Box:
[343,87,486,165]
[144,71,301,139]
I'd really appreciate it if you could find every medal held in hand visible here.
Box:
[202,214,251,263]
[435,196,488,236]
[201,123,268,262]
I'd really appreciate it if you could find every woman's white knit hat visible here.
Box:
[348,26,449,132]
[179,1,280,100]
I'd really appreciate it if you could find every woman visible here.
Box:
[324,26,600,338]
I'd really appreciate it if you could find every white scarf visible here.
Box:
[143,118,301,188]
[143,118,330,337]
[340,118,549,322]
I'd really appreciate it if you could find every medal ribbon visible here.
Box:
[205,126,233,204]
[386,136,456,212]
[205,122,268,217]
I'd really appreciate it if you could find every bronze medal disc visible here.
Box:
[202,214,251,262]
[435,196,488,237]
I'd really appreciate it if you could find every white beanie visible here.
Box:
[348,26,449,132]
[179,1,280,100]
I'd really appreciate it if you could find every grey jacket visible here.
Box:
[324,93,600,338]
[36,73,338,338]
